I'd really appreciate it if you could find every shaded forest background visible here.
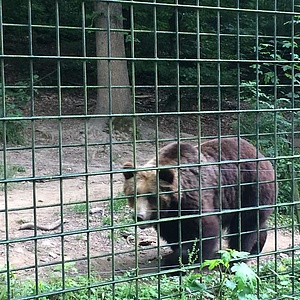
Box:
[2,0,299,110]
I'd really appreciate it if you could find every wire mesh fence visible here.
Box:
[0,0,300,299]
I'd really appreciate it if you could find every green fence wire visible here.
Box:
[0,0,300,299]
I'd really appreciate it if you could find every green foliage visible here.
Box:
[0,265,180,300]
[2,0,91,27]
[0,76,39,144]
[2,251,300,299]
[124,0,296,108]
[232,38,300,215]
[258,254,300,299]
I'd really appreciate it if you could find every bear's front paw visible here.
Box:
[161,253,180,268]
[161,253,185,276]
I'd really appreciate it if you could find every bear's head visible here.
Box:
[122,162,177,229]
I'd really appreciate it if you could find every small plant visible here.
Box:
[181,249,259,300]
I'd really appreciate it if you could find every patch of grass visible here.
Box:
[0,164,26,190]
[107,230,119,241]
[105,192,132,227]
[109,192,128,212]
[69,203,88,213]
[75,234,84,240]
[0,267,181,300]
[0,164,26,179]
[268,212,299,233]
[258,255,300,299]
[101,216,111,226]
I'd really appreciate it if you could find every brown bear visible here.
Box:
[122,138,275,269]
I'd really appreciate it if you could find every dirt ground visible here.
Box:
[0,94,299,281]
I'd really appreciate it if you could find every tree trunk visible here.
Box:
[93,1,132,132]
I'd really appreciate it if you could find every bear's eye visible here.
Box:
[127,197,134,207]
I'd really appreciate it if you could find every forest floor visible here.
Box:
[0,90,299,280]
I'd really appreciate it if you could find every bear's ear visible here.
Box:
[159,168,174,184]
[123,162,134,180]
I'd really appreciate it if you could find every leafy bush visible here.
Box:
[232,39,300,214]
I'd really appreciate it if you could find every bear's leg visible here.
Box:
[161,215,219,269]
[228,212,268,254]
[161,242,196,268]
[201,215,220,261]
[248,223,268,255]
[227,214,244,252]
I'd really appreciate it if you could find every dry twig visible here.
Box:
[19,219,68,231]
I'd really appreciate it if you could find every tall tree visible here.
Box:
[93,1,132,132]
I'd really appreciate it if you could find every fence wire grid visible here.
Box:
[0,0,300,299]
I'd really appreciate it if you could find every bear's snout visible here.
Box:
[132,213,152,229]
[132,214,144,222]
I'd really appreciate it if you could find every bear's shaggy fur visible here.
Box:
[122,138,275,268]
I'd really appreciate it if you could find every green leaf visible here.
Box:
[219,249,232,266]
[224,279,236,290]
[279,280,290,286]
[230,250,250,260]
[189,280,207,292]
[282,65,291,72]
[231,262,259,291]
[202,258,223,270]
[282,41,292,48]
